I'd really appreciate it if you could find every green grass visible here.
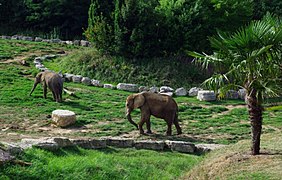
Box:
[0,147,202,180]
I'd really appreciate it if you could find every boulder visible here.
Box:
[64,73,74,82]
[117,83,139,92]
[189,87,203,96]
[105,138,134,148]
[65,41,73,45]
[160,86,174,92]
[195,144,226,154]
[71,139,107,149]
[165,141,195,153]
[197,90,216,101]
[51,110,76,127]
[175,87,187,96]
[73,40,80,46]
[226,90,239,99]
[134,140,165,151]
[139,86,149,92]
[22,36,33,41]
[103,84,116,89]
[91,79,103,87]
[11,35,20,40]
[238,89,247,100]
[81,77,92,85]
[43,54,56,59]
[149,86,159,93]
[72,75,83,83]
[35,64,45,69]
[1,35,11,39]
[0,149,14,165]
[34,37,43,42]
[159,92,173,96]
[51,39,61,43]
[80,40,90,47]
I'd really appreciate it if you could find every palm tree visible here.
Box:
[189,13,282,155]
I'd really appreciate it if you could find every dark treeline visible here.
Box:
[0,0,281,56]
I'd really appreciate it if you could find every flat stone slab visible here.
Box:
[134,140,165,151]
[52,110,76,127]
[105,138,134,148]
[165,140,195,153]
[117,83,139,92]
[195,144,226,153]
[71,139,107,149]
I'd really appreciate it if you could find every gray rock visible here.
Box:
[165,141,195,153]
[65,41,73,45]
[73,40,80,46]
[1,35,11,39]
[160,86,174,92]
[42,39,52,43]
[91,79,103,87]
[105,138,134,148]
[81,77,92,86]
[11,35,20,40]
[103,84,116,89]
[72,75,83,83]
[139,86,149,92]
[52,110,76,127]
[35,64,45,69]
[149,86,159,93]
[71,139,107,149]
[22,36,33,41]
[238,89,247,100]
[80,40,90,47]
[43,54,56,59]
[0,149,14,165]
[159,92,173,96]
[195,144,226,154]
[117,83,139,92]
[51,39,61,43]
[134,140,165,151]
[34,37,43,42]
[64,73,74,82]
[189,87,203,96]
[175,87,187,96]
[1,142,23,155]
[226,90,239,99]
[197,90,216,101]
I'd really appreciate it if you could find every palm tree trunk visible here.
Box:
[246,89,263,155]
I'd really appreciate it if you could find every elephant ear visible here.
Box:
[133,94,145,108]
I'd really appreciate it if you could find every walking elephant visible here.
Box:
[125,92,182,136]
[30,71,63,102]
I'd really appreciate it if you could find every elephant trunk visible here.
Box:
[29,82,39,96]
[126,111,138,130]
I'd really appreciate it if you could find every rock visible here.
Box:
[73,40,80,46]
[42,39,52,43]
[134,140,165,151]
[189,87,203,96]
[139,86,149,92]
[175,87,187,96]
[149,86,159,93]
[65,41,73,45]
[226,90,239,99]
[22,36,33,41]
[0,149,14,165]
[159,92,173,96]
[51,39,61,43]
[20,138,59,151]
[105,138,134,148]
[165,141,195,153]
[197,90,216,101]
[11,35,20,40]
[64,73,74,82]
[1,35,11,39]
[195,144,226,154]
[103,84,116,89]
[1,142,23,155]
[238,89,247,100]
[72,75,83,83]
[35,64,45,69]
[91,79,103,87]
[43,54,56,59]
[160,86,174,92]
[34,37,43,42]
[117,83,139,92]
[52,110,76,127]
[71,139,107,149]
[81,77,92,85]
[80,40,90,47]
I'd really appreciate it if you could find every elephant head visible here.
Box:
[125,92,182,135]
[29,72,44,96]
[126,93,145,129]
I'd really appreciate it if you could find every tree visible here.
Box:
[189,13,282,155]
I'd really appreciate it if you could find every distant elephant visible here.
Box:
[30,71,63,102]
[126,92,182,136]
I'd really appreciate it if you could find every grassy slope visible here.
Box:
[183,132,282,180]
[0,39,282,179]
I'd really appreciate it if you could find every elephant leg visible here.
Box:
[43,85,47,99]
[51,91,56,101]
[165,116,173,136]
[146,118,152,134]
[139,112,150,135]
[174,119,182,135]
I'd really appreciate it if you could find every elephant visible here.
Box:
[30,71,63,102]
[126,92,182,136]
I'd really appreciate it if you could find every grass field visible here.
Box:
[0,38,281,179]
